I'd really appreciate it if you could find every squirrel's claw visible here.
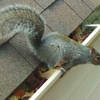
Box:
[57,67,67,78]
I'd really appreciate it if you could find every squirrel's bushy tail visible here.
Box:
[0,4,45,51]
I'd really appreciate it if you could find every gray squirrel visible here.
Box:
[0,5,100,73]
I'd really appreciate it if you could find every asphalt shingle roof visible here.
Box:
[0,0,99,99]
[35,0,56,9]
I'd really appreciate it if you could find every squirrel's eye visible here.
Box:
[95,56,100,61]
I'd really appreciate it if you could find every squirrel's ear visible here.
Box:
[88,45,95,53]
[88,45,93,49]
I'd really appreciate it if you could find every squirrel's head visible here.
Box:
[90,46,100,65]
[92,53,100,65]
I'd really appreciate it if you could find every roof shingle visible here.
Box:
[35,0,56,9]
[83,0,100,10]
[41,0,82,35]
[0,43,33,100]
[64,0,92,20]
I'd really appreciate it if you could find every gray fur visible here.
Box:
[37,32,92,68]
[0,4,45,52]
[37,31,100,70]
[0,5,100,72]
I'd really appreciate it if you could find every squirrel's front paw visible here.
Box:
[58,67,66,72]
[57,67,67,78]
